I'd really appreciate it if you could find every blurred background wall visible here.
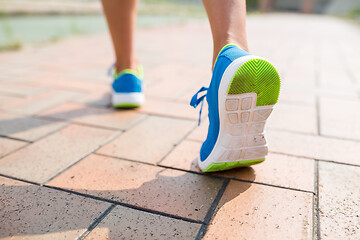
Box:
[258,0,360,14]
[0,0,359,51]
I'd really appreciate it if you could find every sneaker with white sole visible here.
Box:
[111,66,145,108]
[191,44,280,172]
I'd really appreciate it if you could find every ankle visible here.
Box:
[115,60,138,74]
[212,40,249,68]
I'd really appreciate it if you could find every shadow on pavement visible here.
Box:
[0,167,256,239]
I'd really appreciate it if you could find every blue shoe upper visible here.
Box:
[112,73,143,93]
[191,44,250,162]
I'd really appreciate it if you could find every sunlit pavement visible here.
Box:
[0,13,359,239]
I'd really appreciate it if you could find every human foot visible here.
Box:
[111,65,145,108]
[191,44,280,172]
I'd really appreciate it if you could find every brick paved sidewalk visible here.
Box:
[0,13,359,239]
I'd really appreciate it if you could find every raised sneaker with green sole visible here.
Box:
[190,44,280,172]
[111,66,145,108]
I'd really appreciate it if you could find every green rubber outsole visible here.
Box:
[202,158,265,172]
[202,59,280,173]
[228,58,280,106]
[113,103,141,109]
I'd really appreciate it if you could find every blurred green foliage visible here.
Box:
[0,0,207,51]
[348,7,360,18]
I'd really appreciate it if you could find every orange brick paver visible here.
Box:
[85,205,201,240]
[48,154,224,221]
[0,13,359,239]
[0,124,116,183]
[202,180,313,240]
[0,176,111,240]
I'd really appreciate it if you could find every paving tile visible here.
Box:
[39,102,146,130]
[145,77,196,101]
[85,205,201,240]
[319,162,360,239]
[267,130,360,166]
[216,153,315,192]
[159,139,202,172]
[1,89,81,115]
[0,137,27,158]
[0,111,66,141]
[0,81,46,97]
[98,116,194,164]
[319,97,360,140]
[48,154,224,221]
[0,95,21,107]
[71,90,111,108]
[203,180,313,239]
[33,77,110,93]
[277,90,315,105]
[138,98,203,121]
[186,118,208,142]
[160,141,315,192]
[0,124,116,183]
[175,88,202,104]
[0,176,110,240]
[267,102,317,134]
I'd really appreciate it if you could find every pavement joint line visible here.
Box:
[77,204,116,240]
[269,151,360,168]
[231,178,315,195]
[0,172,41,186]
[94,152,316,194]
[0,141,31,161]
[195,179,230,240]
[335,40,357,85]
[42,130,123,185]
[36,114,127,132]
[43,184,205,225]
[146,112,199,122]
[0,172,204,225]
[0,134,32,143]
[313,159,321,240]
[156,122,199,165]
[0,122,71,161]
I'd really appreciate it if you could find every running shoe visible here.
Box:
[191,44,280,172]
[111,66,144,108]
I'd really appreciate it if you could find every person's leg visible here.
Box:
[101,0,144,108]
[101,0,138,73]
[191,0,280,172]
[202,0,248,67]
